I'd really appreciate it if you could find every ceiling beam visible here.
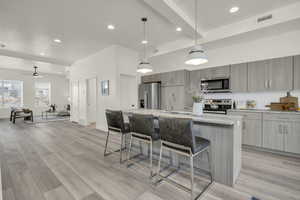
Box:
[143,0,204,39]
[151,2,300,57]
[0,49,72,66]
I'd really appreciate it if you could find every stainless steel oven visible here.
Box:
[201,78,230,93]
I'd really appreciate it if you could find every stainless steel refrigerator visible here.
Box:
[138,83,161,109]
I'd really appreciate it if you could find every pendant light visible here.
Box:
[185,0,208,65]
[32,66,43,78]
[137,17,153,74]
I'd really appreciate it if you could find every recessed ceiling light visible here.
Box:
[53,38,62,43]
[230,6,239,13]
[40,52,45,56]
[107,25,115,30]
[176,27,182,32]
[141,40,148,44]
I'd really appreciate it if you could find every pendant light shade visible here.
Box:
[185,0,208,65]
[137,60,153,74]
[137,17,153,73]
[185,45,208,65]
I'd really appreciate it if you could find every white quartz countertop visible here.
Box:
[123,109,242,126]
[228,109,300,115]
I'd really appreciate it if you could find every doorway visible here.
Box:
[87,77,97,126]
[120,74,137,109]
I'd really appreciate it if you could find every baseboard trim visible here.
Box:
[243,145,300,158]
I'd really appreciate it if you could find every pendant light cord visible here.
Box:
[194,0,198,46]
[143,19,146,60]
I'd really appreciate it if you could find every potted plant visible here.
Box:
[192,95,204,115]
[191,83,207,115]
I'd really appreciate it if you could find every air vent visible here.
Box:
[257,14,273,23]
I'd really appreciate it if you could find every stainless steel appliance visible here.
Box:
[138,83,161,109]
[201,78,230,93]
[204,99,232,114]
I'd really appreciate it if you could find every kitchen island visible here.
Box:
[122,109,243,187]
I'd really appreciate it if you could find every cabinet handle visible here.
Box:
[265,80,268,89]
[278,124,282,134]
[243,121,246,130]
[284,125,288,135]
[269,80,272,88]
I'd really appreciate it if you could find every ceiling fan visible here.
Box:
[32,66,44,78]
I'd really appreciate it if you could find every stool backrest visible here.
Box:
[159,117,194,151]
[129,114,156,138]
[105,109,125,132]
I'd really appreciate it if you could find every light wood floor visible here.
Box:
[0,120,300,200]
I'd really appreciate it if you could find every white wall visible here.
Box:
[70,45,139,131]
[0,68,69,118]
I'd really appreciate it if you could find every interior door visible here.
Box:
[120,74,137,109]
[87,78,97,124]
[71,81,79,122]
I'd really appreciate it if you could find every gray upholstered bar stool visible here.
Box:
[127,113,160,178]
[104,109,130,163]
[157,117,213,200]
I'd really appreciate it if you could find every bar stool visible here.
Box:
[104,109,130,163]
[157,117,213,200]
[127,113,160,178]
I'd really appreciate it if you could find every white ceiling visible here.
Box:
[173,0,299,30]
[0,0,300,73]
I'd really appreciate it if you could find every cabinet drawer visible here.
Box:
[228,111,262,120]
[263,113,295,121]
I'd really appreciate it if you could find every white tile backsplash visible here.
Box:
[204,90,300,109]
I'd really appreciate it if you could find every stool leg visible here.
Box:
[207,148,213,183]
[120,134,124,163]
[157,142,163,178]
[190,155,194,200]
[104,130,110,156]
[127,134,133,164]
[149,140,153,177]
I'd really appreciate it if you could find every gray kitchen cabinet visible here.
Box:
[189,70,201,91]
[210,65,230,79]
[198,66,230,80]
[247,60,268,92]
[141,74,160,83]
[161,70,188,86]
[285,118,300,154]
[263,119,286,151]
[161,86,185,111]
[268,57,293,91]
[230,63,248,92]
[227,111,262,147]
[294,55,300,90]
[248,57,293,92]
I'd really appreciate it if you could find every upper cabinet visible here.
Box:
[248,57,293,92]
[230,63,248,93]
[161,70,188,86]
[294,55,300,90]
[141,74,160,83]
[199,66,230,80]
[268,57,293,91]
[209,66,230,79]
[248,60,268,92]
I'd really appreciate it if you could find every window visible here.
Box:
[0,80,23,108]
[35,82,51,107]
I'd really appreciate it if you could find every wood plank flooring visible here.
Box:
[0,120,300,200]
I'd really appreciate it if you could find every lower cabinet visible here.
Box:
[263,119,287,151]
[262,113,300,154]
[228,111,300,155]
[227,111,262,147]
[161,86,185,111]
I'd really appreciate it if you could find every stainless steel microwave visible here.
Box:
[201,78,230,93]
